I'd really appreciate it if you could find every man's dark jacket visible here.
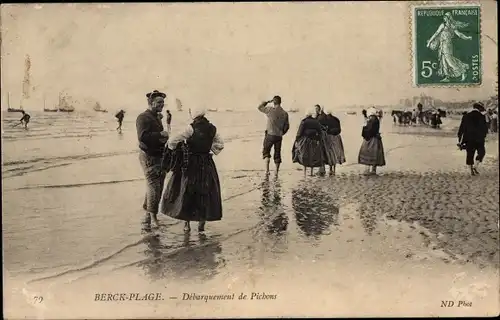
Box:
[458,109,488,144]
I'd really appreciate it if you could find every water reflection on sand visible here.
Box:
[258,175,288,235]
[139,232,224,281]
[291,180,339,240]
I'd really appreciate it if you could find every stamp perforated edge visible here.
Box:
[408,1,483,88]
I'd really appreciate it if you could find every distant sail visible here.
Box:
[58,92,75,112]
[22,55,32,99]
[176,98,183,111]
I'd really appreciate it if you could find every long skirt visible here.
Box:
[358,137,386,166]
[159,154,222,222]
[292,136,325,168]
[139,151,166,214]
[322,133,346,165]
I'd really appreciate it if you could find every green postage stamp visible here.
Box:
[411,3,482,86]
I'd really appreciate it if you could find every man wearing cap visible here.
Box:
[136,90,169,229]
[258,95,290,174]
[457,102,489,175]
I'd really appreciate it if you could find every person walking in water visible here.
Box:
[457,102,489,175]
[19,111,30,130]
[258,96,290,175]
[159,107,224,233]
[166,110,172,134]
[115,109,125,133]
[136,90,169,229]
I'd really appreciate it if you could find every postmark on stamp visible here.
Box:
[411,3,482,86]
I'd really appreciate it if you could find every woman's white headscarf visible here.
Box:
[305,107,317,118]
[190,106,207,119]
[367,107,378,117]
[324,108,333,115]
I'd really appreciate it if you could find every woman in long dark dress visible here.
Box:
[159,107,224,232]
[292,108,326,176]
[322,109,346,175]
[358,107,386,175]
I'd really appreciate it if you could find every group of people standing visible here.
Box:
[135,92,387,233]
[135,90,493,233]
[391,103,443,128]
[258,96,385,177]
[136,90,224,232]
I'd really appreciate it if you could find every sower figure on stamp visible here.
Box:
[426,12,473,82]
[136,90,169,230]
[258,96,290,175]
[457,102,489,176]
[159,107,224,233]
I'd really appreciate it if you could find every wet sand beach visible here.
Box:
[2,110,499,318]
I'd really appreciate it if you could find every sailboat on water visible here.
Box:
[176,98,183,112]
[6,93,24,112]
[93,102,108,113]
[58,92,75,112]
[43,95,58,112]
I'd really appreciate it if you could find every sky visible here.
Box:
[1,2,498,112]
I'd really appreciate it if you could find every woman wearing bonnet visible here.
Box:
[292,107,326,176]
[159,106,224,232]
[358,107,386,175]
[321,107,346,175]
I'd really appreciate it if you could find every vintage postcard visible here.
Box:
[1,1,498,319]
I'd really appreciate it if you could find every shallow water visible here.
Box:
[2,110,499,318]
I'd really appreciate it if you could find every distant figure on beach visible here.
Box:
[159,107,224,233]
[426,12,473,82]
[358,107,386,175]
[115,109,125,132]
[258,96,290,175]
[19,111,30,130]
[430,111,442,129]
[377,109,383,121]
[292,107,326,176]
[484,109,492,132]
[416,103,424,124]
[411,109,418,125]
[322,108,346,175]
[490,110,498,133]
[392,111,398,124]
[166,110,172,134]
[136,90,169,229]
[457,102,488,176]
